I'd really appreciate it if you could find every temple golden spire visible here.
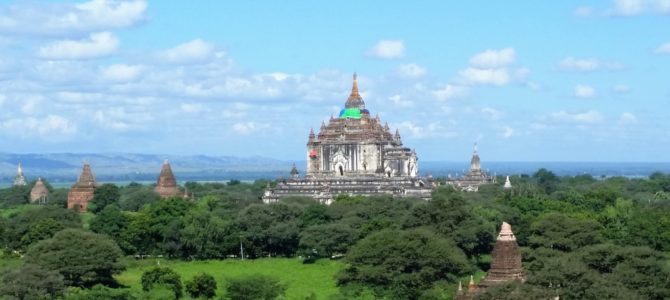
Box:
[350,73,360,99]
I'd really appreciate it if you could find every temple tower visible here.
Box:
[155,160,179,198]
[67,163,97,212]
[30,177,49,204]
[503,176,513,189]
[13,163,27,186]
[478,222,525,288]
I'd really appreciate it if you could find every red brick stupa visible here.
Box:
[67,163,97,212]
[455,222,525,299]
[154,160,179,198]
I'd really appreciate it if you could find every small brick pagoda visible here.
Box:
[30,177,49,204]
[456,222,525,299]
[154,160,180,198]
[67,163,97,212]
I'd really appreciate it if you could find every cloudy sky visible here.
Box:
[0,0,668,161]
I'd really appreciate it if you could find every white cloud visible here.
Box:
[101,64,144,82]
[367,40,405,59]
[558,57,600,72]
[469,48,516,68]
[395,121,458,139]
[0,94,5,106]
[619,112,637,124]
[459,68,511,86]
[605,0,670,16]
[396,63,426,78]
[0,0,147,36]
[574,6,594,16]
[388,95,414,107]
[551,110,604,123]
[481,107,503,120]
[654,42,670,54]
[432,84,469,101]
[575,84,597,98]
[180,103,205,113]
[232,122,267,135]
[0,115,77,137]
[37,32,119,59]
[502,126,515,138]
[159,39,216,64]
[612,84,630,93]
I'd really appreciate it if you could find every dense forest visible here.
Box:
[1,169,670,299]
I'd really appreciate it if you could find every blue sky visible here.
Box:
[0,0,668,161]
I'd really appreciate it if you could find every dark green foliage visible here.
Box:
[185,273,217,299]
[123,198,193,256]
[299,223,357,258]
[3,206,82,251]
[141,267,183,299]
[533,168,560,194]
[338,229,470,299]
[65,284,135,300]
[90,205,131,252]
[225,274,286,300]
[90,184,121,213]
[179,209,232,259]
[528,213,602,251]
[0,185,30,208]
[119,185,160,212]
[47,188,69,208]
[25,228,124,287]
[0,264,65,300]
[236,203,301,258]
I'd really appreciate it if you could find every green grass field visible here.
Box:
[116,258,345,300]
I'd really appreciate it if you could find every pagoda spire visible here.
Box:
[350,73,360,99]
[13,162,27,186]
[468,275,477,294]
[345,73,365,109]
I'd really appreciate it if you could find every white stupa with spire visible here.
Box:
[13,163,27,186]
[503,176,513,189]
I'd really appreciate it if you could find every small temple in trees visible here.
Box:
[13,163,26,186]
[154,160,187,198]
[263,74,434,204]
[455,222,525,299]
[67,163,97,212]
[448,143,494,192]
[30,178,49,204]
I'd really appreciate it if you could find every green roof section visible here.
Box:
[339,108,361,119]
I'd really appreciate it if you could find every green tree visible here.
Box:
[528,213,602,252]
[25,228,124,287]
[180,209,231,259]
[90,205,131,252]
[119,186,161,212]
[141,267,183,299]
[532,168,559,194]
[225,274,286,300]
[64,284,135,300]
[123,198,192,256]
[0,264,65,300]
[90,184,121,213]
[3,206,81,251]
[185,273,217,299]
[338,229,470,299]
[299,223,356,258]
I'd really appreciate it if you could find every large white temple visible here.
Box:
[263,74,434,204]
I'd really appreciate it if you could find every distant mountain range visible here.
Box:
[0,153,296,186]
[1,153,669,187]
